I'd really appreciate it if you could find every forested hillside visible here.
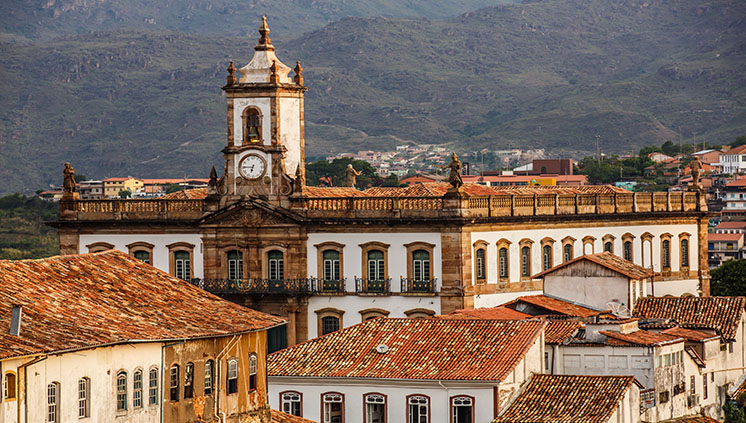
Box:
[1,0,744,194]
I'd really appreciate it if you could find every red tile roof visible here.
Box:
[716,221,746,230]
[161,187,208,199]
[661,327,719,342]
[600,330,683,346]
[272,410,317,423]
[532,251,654,280]
[489,185,628,195]
[659,418,721,423]
[726,145,746,156]
[304,186,369,197]
[437,306,533,320]
[730,375,746,402]
[545,321,583,344]
[495,374,639,423]
[0,251,285,359]
[708,233,744,242]
[505,295,606,318]
[268,318,545,382]
[634,296,746,341]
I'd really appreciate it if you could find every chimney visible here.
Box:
[10,305,22,336]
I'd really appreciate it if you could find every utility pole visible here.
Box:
[596,134,601,164]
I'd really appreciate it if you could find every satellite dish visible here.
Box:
[606,300,631,318]
[375,344,389,354]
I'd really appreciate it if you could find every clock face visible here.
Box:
[239,154,267,180]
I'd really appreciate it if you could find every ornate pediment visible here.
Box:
[200,198,303,227]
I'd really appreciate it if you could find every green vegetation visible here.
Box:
[724,399,746,423]
[1,0,745,195]
[711,259,746,297]
[306,158,381,189]
[0,194,60,260]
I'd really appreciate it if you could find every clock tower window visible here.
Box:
[242,107,262,144]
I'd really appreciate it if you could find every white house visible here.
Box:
[719,145,746,174]
[267,318,546,423]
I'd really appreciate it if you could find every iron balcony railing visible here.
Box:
[313,278,347,294]
[354,277,392,295]
[400,277,438,293]
[190,278,316,295]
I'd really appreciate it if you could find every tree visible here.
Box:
[730,135,746,148]
[306,158,381,188]
[118,190,132,198]
[382,174,400,187]
[711,259,746,296]
[661,141,677,156]
[165,183,182,194]
[724,399,746,423]
[73,174,87,183]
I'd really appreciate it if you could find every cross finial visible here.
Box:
[293,61,303,85]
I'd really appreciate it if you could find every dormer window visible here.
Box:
[242,108,262,144]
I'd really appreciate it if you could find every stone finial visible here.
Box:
[255,15,274,51]
[269,60,280,84]
[293,61,303,85]
[208,165,218,186]
[226,61,237,85]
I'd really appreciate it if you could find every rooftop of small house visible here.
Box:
[633,296,746,341]
[268,318,545,382]
[533,251,654,280]
[494,374,641,423]
[0,250,285,359]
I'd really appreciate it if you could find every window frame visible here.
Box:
[321,392,345,423]
[316,307,345,336]
[227,358,239,395]
[496,239,511,282]
[249,354,258,392]
[582,235,596,255]
[406,394,430,423]
[661,233,673,271]
[360,241,390,282]
[540,237,555,272]
[183,362,194,399]
[226,249,245,280]
[472,240,488,283]
[621,233,635,262]
[405,242,435,282]
[204,360,214,396]
[133,368,144,408]
[241,106,263,144]
[167,242,195,281]
[280,390,303,417]
[169,364,179,401]
[266,249,285,281]
[363,392,388,423]
[148,367,159,405]
[78,377,90,418]
[561,236,575,263]
[315,242,346,283]
[126,241,154,265]
[86,241,114,253]
[519,238,533,279]
[450,395,475,423]
[3,371,16,401]
[602,234,616,254]
[116,370,128,411]
[47,381,60,422]
[679,233,691,271]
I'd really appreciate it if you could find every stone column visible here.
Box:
[697,217,711,296]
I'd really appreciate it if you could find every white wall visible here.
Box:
[555,344,654,388]
[544,275,629,311]
[474,291,543,309]
[279,97,302,177]
[2,343,163,423]
[79,234,203,278]
[470,222,699,284]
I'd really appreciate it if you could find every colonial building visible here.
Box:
[0,250,287,423]
[51,17,713,349]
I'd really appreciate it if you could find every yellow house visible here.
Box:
[103,177,144,197]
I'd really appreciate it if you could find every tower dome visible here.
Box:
[238,16,292,84]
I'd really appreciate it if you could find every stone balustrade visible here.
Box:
[59,191,704,221]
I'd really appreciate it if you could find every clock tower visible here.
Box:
[216,16,307,204]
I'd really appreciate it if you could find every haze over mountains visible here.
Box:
[0,0,744,194]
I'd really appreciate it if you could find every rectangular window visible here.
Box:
[323,259,340,281]
[149,369,159,405]
[282,392,302,416]
[408,395,429,423]
[269,257,284,281]
[174,251,191,280]
[323,393,344,423]
[204,361,214,396]
[703,376,708,399]
[521,246,531,277]
[169,366,179,401]
[499,248,508,278]
[228,254,243,280]
[47,383,59,423]
[78,378,90,418]
[691,375,696,395]
[365,394,386,423]
[452,396,473,423]
[249,355,258,391]
[116,373,127,411]
[227,359,238,395]
[184,363,194,399]
[133,371,143,408]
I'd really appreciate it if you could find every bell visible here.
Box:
[247,126,260,141]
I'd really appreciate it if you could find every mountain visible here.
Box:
[0,0,745,194]
[0,0,512,40]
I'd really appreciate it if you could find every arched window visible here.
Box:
[322,392,344,423]
[321,316,340,335]
[174,251,191,281]
[498,247,508,279]
[184,362,194,399]
[133,369,143,408]
[542,245,553,271]
[475,248,486,280]
[3,372,16,400]
[281,391,302,416]
[116,371,127,411]
[148,367,159,405]
[563,243,573,262]
[367,250,385,281]
[604,242,613,253]
[134,250,151,264]
[451,396,473,423]
[204,360,214,396]
[521,246,531,277]
[78,377,90,418]
[413,250,431,281]
[323,250,340,281]
[681,238,690,268]
[169,365,179,401]
[227,359,238,395]
[623,241,633,261]
[227,250,243,280]
[408,395,430,423]
[364,393,387,423]
[242,107,262,144]
[47,382,60,422]
[662,239,671,269]
[249,354,258,392]
[268,250,284,281]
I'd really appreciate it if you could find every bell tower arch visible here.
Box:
[219,16,306,203]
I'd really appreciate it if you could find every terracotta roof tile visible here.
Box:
[661,327,719,342]
[304,186,369,197]
[600,330,683,346]
[495,374,639,423]
[533,251,654,280]
[489,184,629,195]
[437,306,533,320]
[659,417,721,423]
[0,251,285,359]
[268,318,545,382]
[716,222,746,230]
[161,187,208,199]
[272,410,317,423]
[708,233,744,242]
[634,296,746,341]
[730,375,746,401]
[545,321,583,344]
[505,295,606,318]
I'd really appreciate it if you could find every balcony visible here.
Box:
[400,277,438,294]
[313,278,347,294]
[190,278,315,295]
[355,278,391,295]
